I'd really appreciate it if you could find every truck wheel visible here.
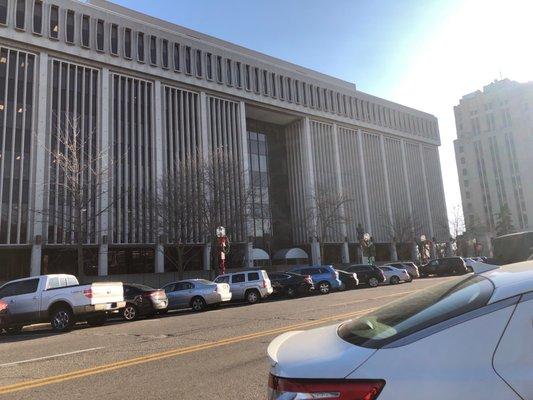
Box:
[50,306,74,332]
[86,315,107,327]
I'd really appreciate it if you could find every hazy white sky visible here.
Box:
[114,0,533,223]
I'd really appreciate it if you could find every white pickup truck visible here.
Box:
[0,274,125,333]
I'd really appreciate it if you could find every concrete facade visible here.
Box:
[0,0,448,279]
[454,79,533,251]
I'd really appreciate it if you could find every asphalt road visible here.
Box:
[0,276,454,400]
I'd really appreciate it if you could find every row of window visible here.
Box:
[0,0,438,140]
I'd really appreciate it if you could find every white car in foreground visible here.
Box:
[378,266,411,284]
[267,261,533,400]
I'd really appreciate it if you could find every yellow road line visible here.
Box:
[0,307,376,395]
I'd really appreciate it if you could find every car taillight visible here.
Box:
[268,375,385,400]
[0,300,8,313]
[262,280,268,288]
[83,289,93,299]
[148,290,165,300]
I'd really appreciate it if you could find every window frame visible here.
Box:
[137,31,145,63]
[32,0,43,35]
[110,23,119,56]
[49,4,59,40]
[15,0,26,30]
[95,18,104,52]
[123,27,132,59]
[65,8,75,44]
[0,0,8,26]
[172,42,180,72]
[80,14,90,48]
[149,35,157,66]
[161,38,169,69]
[205,52,213,81]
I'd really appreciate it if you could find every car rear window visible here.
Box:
[248,272,260,281]
[232,274,245,283]
[338,275,494,348]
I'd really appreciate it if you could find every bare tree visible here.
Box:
[305,182,353,260]
[152,149,253,279]
[36,115,116,277]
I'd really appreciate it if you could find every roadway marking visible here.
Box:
[0,347,105,368]
[329,289,418,307]
[0,308,376,395]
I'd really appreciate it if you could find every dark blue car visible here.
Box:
[289,265,342,294]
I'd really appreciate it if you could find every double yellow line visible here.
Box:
[0,307,375,395]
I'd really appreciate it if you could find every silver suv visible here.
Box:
[214,270,273,304]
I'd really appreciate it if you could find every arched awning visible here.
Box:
[273,248,309,260]
[251,248,270,261]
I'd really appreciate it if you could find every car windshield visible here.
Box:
[338,275,494,348]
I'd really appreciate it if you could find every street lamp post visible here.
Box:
[216,226,229,275]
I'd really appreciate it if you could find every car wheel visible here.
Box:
[245,289,261,304]
[50,306,74,332]
[390,276,400,285]
[86,315,107,327]
[5,326,23,335]
[317,281,331,295]
[286,287,297,297]
[368,277,379,287]
[190,296,207,312]
[407,274,413,282]
[338,282,346,292]
[122,304,138,321]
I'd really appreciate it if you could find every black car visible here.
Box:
[343,264,385,287]
[121,284,169,321]
[268,272,314,297]
[420,257,468,277]
[336,270,359,290]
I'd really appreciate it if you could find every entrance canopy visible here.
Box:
[251,248,270,261]
[273,248,309,260]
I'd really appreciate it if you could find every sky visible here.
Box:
[110,0,533,224]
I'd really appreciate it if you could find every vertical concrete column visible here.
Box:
[237,101,253,267]
[30,53,49,277]
[419,144,434,239]
[302,117,320,266]
[400,140,415,234]
[154,80,165,273]
[356,129,372,234]
[332,124,349,264]
[98,67,110,276]
[379,135,396,261]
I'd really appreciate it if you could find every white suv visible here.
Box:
[214,270,273,304]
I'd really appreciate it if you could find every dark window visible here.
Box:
[295,80,300,103]
[216,55,222,82]
[123,28,131,58]
[32,0,42,33]
[245,65,251,90]
[205,53,212,79]
[226,59,232,85]
[338,275,494,349]
[262,70,268,95]
[0,278,39,297]
[248,272,260,281]
[81,15,90,47]
[279,76,284,99]
[96,19,104,51]
[49,4,59,39]
[137,32,144,61]
[214,276,229,284]
[184,46,191,74]
[110,23,118,55]
[254,67,260,93]
[15,0,25,29]
[302,82,307,105]
[150,35,157,64]
[65,9,74,43]
[173,43,179,71]
[175,282,193,291]
[231,274,245,284]
[271,73,276,97]
[236,62,242,87]
[0,0,7,24]
[195,49,202,76]
[161,39,169,68]
[287,78,292,101]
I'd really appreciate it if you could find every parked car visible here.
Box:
[214,270,272,304]
[268,272,314,297]
[289,265,342,294]
[267,261,533,400]
[385,262,420,279]
[336,270,359,290]
[420,257,468,277]
[379,266,411,284]
[120,284,168,321]
[163,279,232,311]
[0,274,125,333]
[343,264,386,287]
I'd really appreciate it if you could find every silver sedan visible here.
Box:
[162,279,232,312]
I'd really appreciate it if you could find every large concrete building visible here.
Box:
[0,0,448,280]
[454,79,533,252]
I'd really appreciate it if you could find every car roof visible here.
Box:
[482,260,533,302]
